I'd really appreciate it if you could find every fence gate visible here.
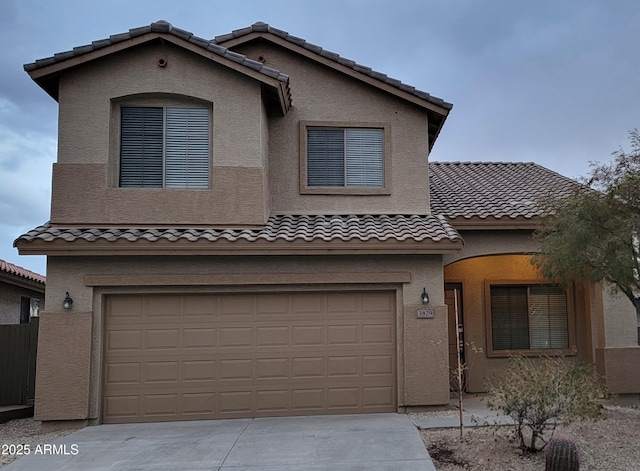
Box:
[0,318,39,406]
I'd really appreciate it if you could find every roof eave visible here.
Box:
[15,238,463,257]
[0,271,46,292]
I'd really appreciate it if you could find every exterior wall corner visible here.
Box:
[34,311,92,421]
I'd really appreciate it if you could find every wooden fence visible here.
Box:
[0,318,39,406]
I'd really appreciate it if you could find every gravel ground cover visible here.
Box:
[2,405,638,470]
[419,405,640,471]
[0,418,80,468]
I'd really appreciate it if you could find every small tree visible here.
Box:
[533,130,640,343]
[485,353,607,453]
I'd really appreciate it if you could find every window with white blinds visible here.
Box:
[120,106,209,188]
[307,128,384,187]
[490,285,569,352]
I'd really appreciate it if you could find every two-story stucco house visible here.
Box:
[15,21,639,428]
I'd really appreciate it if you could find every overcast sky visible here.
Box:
[1,0,639,276]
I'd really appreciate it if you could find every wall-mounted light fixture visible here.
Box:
[421,288,429,304]
[62,292,73,311]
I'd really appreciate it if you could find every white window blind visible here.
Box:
[165,107,209,189]
[346,129,384,187]
[307,128,384,187]
[530,286,569,349]
[120,106,209,188]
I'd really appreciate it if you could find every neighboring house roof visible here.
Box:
[0,258,46,286]
[23,20,292,115]
[214,22,452,149]
[429,161,578,229]
[14,214,462,256]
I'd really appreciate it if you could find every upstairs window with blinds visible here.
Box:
[489,285,569,352]
[307,127,384,187]
[120,106,209,188]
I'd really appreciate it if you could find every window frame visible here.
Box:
[484,280,576,357]
[115,98,212,190]
[299,121,392,195]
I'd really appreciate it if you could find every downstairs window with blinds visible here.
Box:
[307,127,384,188]
[489,284,570,353]
[120,106,209,188]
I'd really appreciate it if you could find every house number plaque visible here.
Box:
[416,308,435,319]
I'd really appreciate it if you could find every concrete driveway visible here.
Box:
[3,413,436,470]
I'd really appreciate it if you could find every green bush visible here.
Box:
[485,353,607,453]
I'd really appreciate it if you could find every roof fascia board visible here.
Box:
[221,32,450,117]
[15,238,463,256]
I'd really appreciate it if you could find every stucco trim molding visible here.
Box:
[85,272,412,287]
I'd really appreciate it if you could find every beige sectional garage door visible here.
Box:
[103,291,396,423]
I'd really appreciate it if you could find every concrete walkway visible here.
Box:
[412,394,513,430]
[2,413,436,471]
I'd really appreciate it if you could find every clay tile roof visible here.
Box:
[23,20,292,110]
[429,161,578,221]
[15,214,461,246]
[0,258,46,284]
[214,21,453,112]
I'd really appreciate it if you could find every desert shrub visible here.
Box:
[485,353,607,453]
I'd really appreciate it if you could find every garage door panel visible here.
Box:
[105,362,141,384]
[182,393,216,415]
[256,294,290,317]
[182,360,217,382]
[362,324,394,344]
[104,291,396,423]
[256,358,289,379]
[327,293,359,314]
[145,329,180,349]
[363,386,394,407]
[291,294,326,316]
[327,356,359,376]
[183,296,217,316]
[106,330,142,351]
[256,326,289,347]
[362,292,395,313]
[145,296,182,317]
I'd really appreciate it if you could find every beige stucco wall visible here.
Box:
[601,284,638,347]
[36,253,449,423]
[444,254,593,392]
[52,41,270,225]
[443,230,539,265]
[232,41,431,215]
[34,311,92,421]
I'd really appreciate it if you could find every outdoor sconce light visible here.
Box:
[62,292,73,311]
[421,288,430,304]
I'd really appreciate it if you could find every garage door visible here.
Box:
[103,291,396,423]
